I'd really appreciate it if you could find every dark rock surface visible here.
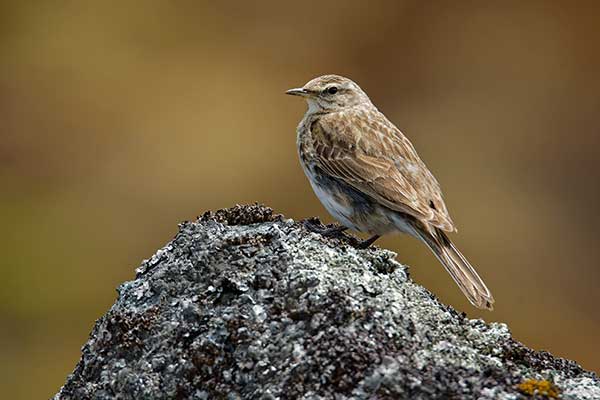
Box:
[54,204,599,399]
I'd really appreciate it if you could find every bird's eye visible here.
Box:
[326,86,338,95]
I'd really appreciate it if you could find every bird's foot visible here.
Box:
[320,225,349,237]
[303,219,380,249]
[353,235,381,249]
[302,218,348,238]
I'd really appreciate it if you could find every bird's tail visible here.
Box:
[414,226,495,310]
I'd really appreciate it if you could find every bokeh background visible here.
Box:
[1,1,599,398]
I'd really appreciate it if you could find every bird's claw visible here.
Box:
[353,235,381,249]
[302,219,348,238]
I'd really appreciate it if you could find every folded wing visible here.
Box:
[310,108,456,232]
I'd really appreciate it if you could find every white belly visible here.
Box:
[309,179,359,230]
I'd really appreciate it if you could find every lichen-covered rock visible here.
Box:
[54,204,599,400]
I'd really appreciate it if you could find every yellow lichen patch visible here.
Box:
[517,379,561,398]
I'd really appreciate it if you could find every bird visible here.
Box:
[286,74,494,310]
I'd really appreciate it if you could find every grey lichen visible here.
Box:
[54,204,599,399]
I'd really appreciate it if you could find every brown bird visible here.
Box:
[286,74,494,310]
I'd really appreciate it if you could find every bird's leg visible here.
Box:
[303,219,348,238]
[355,235,380,249]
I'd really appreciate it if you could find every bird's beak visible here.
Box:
[285,87,310,97]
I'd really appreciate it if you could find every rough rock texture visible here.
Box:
[55,204,599,400]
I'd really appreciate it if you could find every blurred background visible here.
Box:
[1,1,599,398]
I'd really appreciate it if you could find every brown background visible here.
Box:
[1,2,599,398]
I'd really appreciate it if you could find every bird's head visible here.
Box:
[286,75,371,112]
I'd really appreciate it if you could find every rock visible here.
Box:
[54,204,599,400]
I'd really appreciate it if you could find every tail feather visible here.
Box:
[415,227,495,310]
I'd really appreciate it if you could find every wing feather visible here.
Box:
[310,108,456,232]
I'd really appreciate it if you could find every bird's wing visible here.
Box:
[310,107,456,232]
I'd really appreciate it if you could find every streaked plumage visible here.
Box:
[287,74,494,310]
